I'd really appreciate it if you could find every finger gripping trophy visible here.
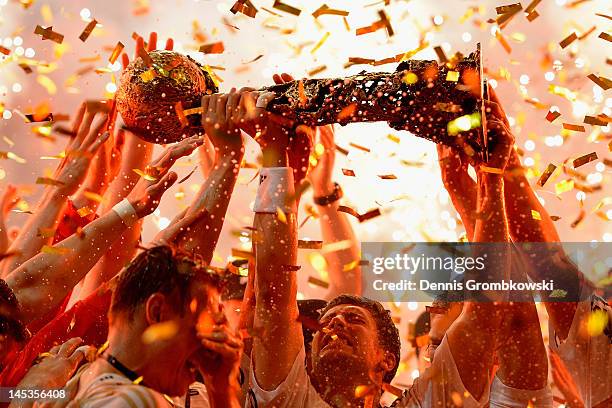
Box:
[116,44,488,159]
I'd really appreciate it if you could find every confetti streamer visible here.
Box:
[559,32,578,48]
[230,0,258,18]
[546,110,561,122]
[348,142,370,152]
[273,0,301,16]
[599,32,612,43]
[433,46,448,63]
[312,5,349,18]
[298,240,323,249]
[342,168,356,177]
[378,174,397,180]
[199,42,225,54]
[586,74,611,90]
[307,65,327,76]
[584,116,607,126]
[480,166,504,174]
[538,163,557,187]
[108,42,125,64]
[41,245,71,255]
[133,168,158,182]
[308,276,330,288]
[562,123,585,132]
[311,32,330,54]
[36,177,64,186]
[573,152,598,168]
[34,25,64,43]
[79,19,98,42]
[570,210,585,228]
[0,46,10,55]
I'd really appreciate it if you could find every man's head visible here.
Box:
[0,279,28,369]
[310,294,400,388]
[109,245,221,396]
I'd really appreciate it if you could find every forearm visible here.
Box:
[474,174,508,243]
[6,211,128,322]
[178,153,242,263]
[504,170,560,243]
[316,203,362,298]
[75,137,152,300]
[0,219,9,254]
[1,189,67,277]
[206,380,241,408]
[253,151,304,389]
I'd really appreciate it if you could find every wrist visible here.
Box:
[262,147,288,167]
[312,181,335,197]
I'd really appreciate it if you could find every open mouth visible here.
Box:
[321,330,353,351]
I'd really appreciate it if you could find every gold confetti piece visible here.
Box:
[132,168,158,182]
[34,25,64,44]
[311,32,330,54]
[307,276,329,288]
[524,0,542,13]
[559,32,578,49]
[36,177,64,186]
[433,46,448,63]
[573,152,598,168]
[244,54,264,64]
[578,26,596,40]
[298,240,323,249]
[531,209,542,220]
[230,0,258,18]
[562,123,585,132]
[79,19,98,42]
[546,110,561,122]
[307,65,327,76]
[587,309,608,336]
[355,384,376,398]
[37,228,56,238]
[537,163,556,187]
[584,116,607,126]
[587,74,611,90]
[348,142,370,152]
[37,75,57,95]
[445,71,460,82]
[378,10,394,36]
[77,206,94,218]
[570,210,585,228]
[140,69,156,83]
[480,166,504,174]
[312,4,349,18]
[178,166,197,184]
[174,102,189,129]
[555,179,574,195]
[341,168,355,177]
[83,191,104,203]
[273,0,301,15]
[496,31,512,53]
[402,71,419,85]
[41,245,71,255]
[343,260,360,272]
[595,13,612,20]
[347,57,375,65]
[387,134,400,143]
[108,42,124,64]
[142,321,179,344]
[276,207,287,223]
[199,42,225,54]
[526,10,539,21]
[599,32,612,43]
[0,46,10,55]
[378,174,397,180]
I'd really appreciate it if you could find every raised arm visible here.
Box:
[238,89,305,390]
[170,89,245,263]
[444,99,514,400]
[5,136,203,323]
[74,33,171,302]
[0,105,110,277]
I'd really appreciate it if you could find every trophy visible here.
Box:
[116,44,487,158]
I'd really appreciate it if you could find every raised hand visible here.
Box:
[201,88,244,158]
[436,144,477,240]
[53,104,111,198]
[308,125,336,196]
[126,135,204,217]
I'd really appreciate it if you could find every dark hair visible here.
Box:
[413,311,431,358]
[110,246,219,320]
[0,279,28,343]
[321,294,401,384]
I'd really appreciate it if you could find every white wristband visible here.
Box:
[112,199,139,227]
[254,167,297,214]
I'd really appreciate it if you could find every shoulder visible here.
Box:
[77,375,171,408]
